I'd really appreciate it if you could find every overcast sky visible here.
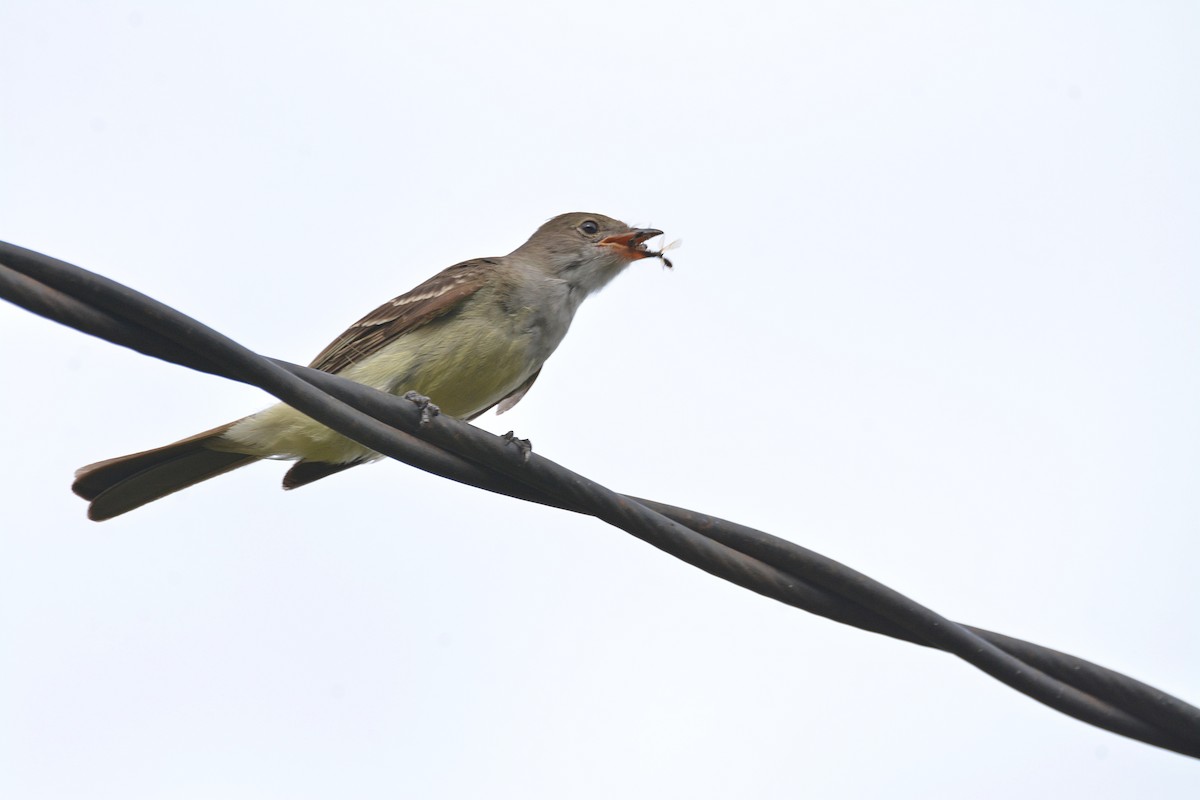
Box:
[2,2,1198,797]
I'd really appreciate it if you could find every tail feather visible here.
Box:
[73,423,259,521]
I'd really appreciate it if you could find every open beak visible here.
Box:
[600,228,664,260]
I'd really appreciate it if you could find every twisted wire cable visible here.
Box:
[2,240,1197,759]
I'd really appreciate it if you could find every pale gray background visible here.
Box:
[2,2,1197,797]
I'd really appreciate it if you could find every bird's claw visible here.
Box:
[502,430,533,463]
[403,391,441,425]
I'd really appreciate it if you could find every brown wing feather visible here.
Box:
[307,258,498,374]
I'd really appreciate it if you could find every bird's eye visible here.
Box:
[580,220,599,235]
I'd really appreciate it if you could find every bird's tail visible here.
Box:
[72,423,259,521]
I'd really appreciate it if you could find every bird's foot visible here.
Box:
[403,391,441,425]
[502,431,533,463]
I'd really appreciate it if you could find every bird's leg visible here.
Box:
[403,391,441,426]
[502,431,533,463]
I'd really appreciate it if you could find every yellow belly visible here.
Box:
[221,309,537,462]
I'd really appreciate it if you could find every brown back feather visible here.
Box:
[308,258,496,374]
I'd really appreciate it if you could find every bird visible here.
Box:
[72,212,668,521]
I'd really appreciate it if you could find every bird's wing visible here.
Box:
[494,368,541,415]
[464,368,541,421]
[308,258,498,374]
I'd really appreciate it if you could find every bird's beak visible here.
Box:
[600,228,664,260]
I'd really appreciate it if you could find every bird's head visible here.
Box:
[512,212,666,296]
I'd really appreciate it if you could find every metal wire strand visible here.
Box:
[2,240,1197,759]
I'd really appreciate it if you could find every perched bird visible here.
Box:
[73,212,668,521]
